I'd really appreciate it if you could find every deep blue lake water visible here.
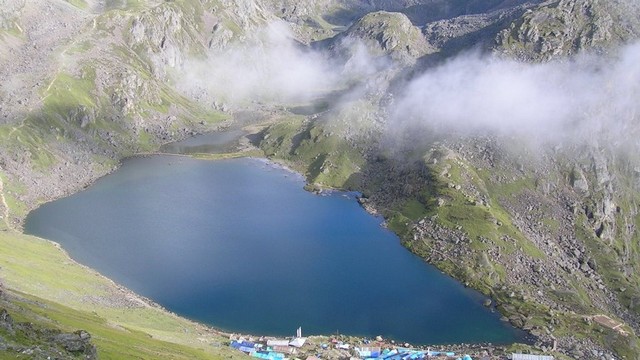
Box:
[24,155,523,344]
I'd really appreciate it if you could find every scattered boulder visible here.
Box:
[53,330,95,356]
[0,309,13,332]
[570,167,589,194]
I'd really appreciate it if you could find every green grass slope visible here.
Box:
[0,230,244,359]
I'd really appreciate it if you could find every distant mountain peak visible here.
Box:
[340,11,433,64]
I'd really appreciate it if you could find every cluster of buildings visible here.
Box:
[227,328,553,360]
[229,327,308,360]
[228,329,469,360]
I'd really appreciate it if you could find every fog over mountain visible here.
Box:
[178,22,340,106]
[390,42,640,148]
[181,21,640,153]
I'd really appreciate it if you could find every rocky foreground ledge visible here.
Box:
[0,307,96,359]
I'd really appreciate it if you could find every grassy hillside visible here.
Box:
[0,230,244,359]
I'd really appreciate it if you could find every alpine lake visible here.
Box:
[24,130,525,345]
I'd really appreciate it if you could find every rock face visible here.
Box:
[53,330,95,355]
[0,309,13,332]
[495,0,640,61]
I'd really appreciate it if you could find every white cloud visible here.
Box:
[390,43,640,148]
[178,21,341,106]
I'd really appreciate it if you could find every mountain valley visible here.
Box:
[1,0,640,359]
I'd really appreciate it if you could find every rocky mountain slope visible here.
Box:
[1,0,640,359]
[496,0,640,61]
[255,1,640,359]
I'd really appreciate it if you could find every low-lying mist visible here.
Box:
[177,21,393,109]
[178,20,639,153]
[177,22,335,106]
[390,43,640,150]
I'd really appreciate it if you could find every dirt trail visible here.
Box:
[0,176,11,230]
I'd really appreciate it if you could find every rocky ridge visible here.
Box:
[495,0,640,61]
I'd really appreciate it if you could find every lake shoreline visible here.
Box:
[10,127,542,358]
[23,154,525,346]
